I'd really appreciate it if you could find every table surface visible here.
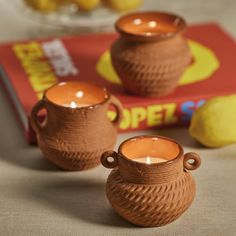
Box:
[0,1,236,236]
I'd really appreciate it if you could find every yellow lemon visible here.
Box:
[189,95,236,147]
[73,0,100,11]
[104,0,143,11]
[24,0,65,13]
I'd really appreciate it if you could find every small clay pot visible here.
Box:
[30,81,123,171]
[111,11,191,97]
[101,135,201,227]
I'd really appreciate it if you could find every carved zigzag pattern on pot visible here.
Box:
[106,170,196,227]
[40,145,107,171]
[111,36,191,97]
[114,56,190,80]
[112,56,190,96]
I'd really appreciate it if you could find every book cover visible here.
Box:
[0,23,235,144]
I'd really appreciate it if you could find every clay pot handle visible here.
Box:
[30,99,47,134]
[101,151,119,169]
[109,95,123,127]
[183,152,201,171]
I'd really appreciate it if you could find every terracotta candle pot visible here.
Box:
[101,135,201,227]
[30,81,123,171]
[111,11,191,97]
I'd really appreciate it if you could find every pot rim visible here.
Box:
[115,11,187,42]
[43,80,110,110]
[118,135,184,167]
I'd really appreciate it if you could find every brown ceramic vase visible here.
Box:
[111,11,191,97]
[30,81,123,171]
[101,135,201,227]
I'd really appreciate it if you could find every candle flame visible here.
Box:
[70,101,77,108]
[133,18,142,25]
[146,156,151,164]
[76,91,83,98]
[148,21,157,28]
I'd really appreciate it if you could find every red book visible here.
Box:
[0,23,235,144]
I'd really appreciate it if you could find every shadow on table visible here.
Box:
[26,177,133,228]
[0,86,60,172]
[0,145,60,172]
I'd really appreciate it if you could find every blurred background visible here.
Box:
[0,0,235,42]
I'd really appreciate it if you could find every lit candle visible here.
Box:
[63,101,90,108]
[133,156,167,164]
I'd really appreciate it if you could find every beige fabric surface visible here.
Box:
[0,1,236,235]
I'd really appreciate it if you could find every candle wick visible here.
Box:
[70,101,77,108]
[147,156,151,164]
